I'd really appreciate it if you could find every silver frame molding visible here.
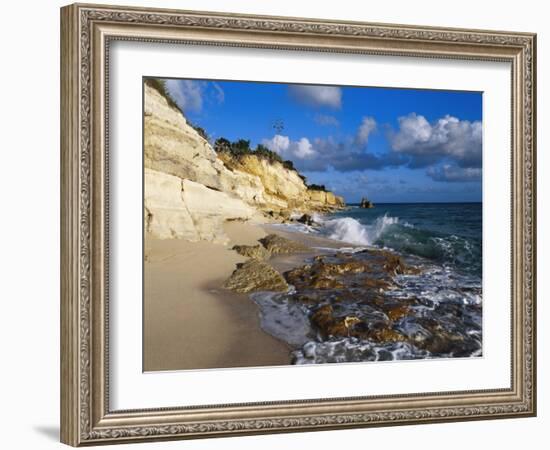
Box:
[60,3,536,446]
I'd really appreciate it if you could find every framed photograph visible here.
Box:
[60,3,536,446]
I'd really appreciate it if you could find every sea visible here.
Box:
[326,202,482,278]
[251,202,483,365]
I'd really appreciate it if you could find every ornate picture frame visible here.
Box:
[60,3,536,446]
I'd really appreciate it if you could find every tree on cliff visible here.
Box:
[308,184,327,191]
[214,137,231,153]
[215,138,284,164]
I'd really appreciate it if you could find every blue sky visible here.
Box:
[161,77,483,203]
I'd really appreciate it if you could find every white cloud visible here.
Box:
[262,135,315,160]
[261,117,389,172]
[293,138,316,158]
[356,117,377,146]
[262,134,290,154]
[389,113,482,168]
[288,85,342,109]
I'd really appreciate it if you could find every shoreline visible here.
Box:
[144,212,483,370]
[261,223,358,274]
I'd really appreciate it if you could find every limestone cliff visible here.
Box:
[144,82,345,242]
[217,152,344,212]
[144,169,256,244]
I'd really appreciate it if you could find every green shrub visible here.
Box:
[215,139,282,163]
[214,137,231,153]
[307,183,327,191]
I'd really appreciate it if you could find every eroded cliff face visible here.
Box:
[143,83,344,242]
[307,189,345,210]
[144,169,257,244]
[218,152,345,212]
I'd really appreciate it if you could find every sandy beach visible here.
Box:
[143,221,292,371]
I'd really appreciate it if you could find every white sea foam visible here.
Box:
[321,214,399,246]
[250,291,313,347]
[311,246,369,254]
[292,339,431,364]
[272,212,400,247]
[269,222,319,234]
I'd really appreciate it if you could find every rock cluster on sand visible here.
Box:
[223,260,288,293]
[280,249,482,357]
[281,251,423,343]
[310,304,406,343]
[143,82,345,244]
[258,234,309,254]
[225,233,308,293]
[231,244,270,260]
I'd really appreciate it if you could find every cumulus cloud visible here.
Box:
[305,136,400,172]
[262,135,315,160]
[288,85,342,109]
[389,113,482,168]
[261,116,399,172]
[426,164,482,182]
[261,113,482,180]
[262,135,401,173]
[164,79,224,113]
[314,114,340,126]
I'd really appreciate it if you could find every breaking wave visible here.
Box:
[321,214,399,246]
[295,211,482,276]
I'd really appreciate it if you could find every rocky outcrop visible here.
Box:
[258,234,309,254]
[296,214,315,226]
[219,152,345,212]
[144,82,345,242]
[223,260,289,293]
[308,189,345,210]
[232,244,270,260]
[359,197,374,208]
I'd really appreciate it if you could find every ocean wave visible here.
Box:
[377,228,481,275]
[280,209,480,276]
[321,214,399,246]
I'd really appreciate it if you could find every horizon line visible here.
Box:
[345,200,482,204]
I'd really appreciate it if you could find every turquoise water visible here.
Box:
[328,202,482,279]
[255,202,484,363]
